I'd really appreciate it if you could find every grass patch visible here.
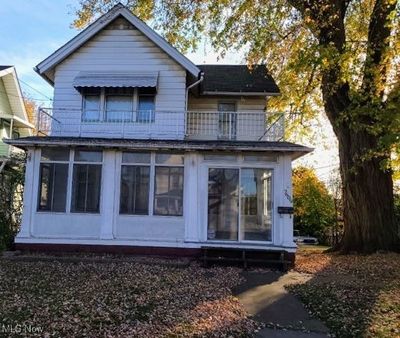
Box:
[288,249,400,338]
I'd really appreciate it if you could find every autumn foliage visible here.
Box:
[292,167,336,240]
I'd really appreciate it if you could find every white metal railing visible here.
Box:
[36,107,284,141]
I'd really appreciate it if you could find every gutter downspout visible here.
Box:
[185,72,204,111]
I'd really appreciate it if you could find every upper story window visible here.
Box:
[105,88,134,122]
[82,88,101,121]
[81,87,156,123]
[137,88,156,123]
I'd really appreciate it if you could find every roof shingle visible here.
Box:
[197,65,280,95]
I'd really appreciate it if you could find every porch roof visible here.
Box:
[4,136,312,160]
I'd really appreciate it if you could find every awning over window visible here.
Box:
[73,72,158,90]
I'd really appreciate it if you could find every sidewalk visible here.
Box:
[233,271,330,338]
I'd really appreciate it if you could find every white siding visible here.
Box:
[52,20,187,138]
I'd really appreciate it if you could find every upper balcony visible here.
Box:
[36,108,285,142]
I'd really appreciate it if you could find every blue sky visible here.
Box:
[0,0,242,105]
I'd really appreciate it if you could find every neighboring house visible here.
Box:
[0,66,33,167]
[6,4,312,262]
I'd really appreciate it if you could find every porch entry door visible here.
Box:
[207,167,273,242]
[218,103,237,140]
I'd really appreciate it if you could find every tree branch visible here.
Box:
[361,0,396,99]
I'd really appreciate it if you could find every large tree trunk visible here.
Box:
[336,126,399,253]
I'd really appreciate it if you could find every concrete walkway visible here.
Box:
[233,271,330,338]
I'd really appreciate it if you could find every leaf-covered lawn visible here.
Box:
[289,247,400,338]
[0,259,258,337]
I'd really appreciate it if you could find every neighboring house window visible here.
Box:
[218,102,237,140]
[82,88,101,121]
[154,153,184,216]
[137,88,155,123]
[37,149,69,212]
[105,88,133,121]
[71,149,102,213]
[120,152,151,215]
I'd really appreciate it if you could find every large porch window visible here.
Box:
[207,167,273,242]
[71,150,103,213]
[37,149,70,212]
[118,152,184,217]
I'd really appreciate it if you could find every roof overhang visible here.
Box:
[0,66,33,135]
[35,4,200,85]
[5,137,313,160]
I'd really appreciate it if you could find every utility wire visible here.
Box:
[0,90,52,102]
[20,79,53,101]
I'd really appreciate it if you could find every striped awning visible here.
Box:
[73,72,158,89]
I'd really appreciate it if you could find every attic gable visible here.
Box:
[35,4,200,85]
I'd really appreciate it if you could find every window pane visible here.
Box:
[137,96,155,122]
[122,152,151,164]
[38,164,51,210]
[154,167,183,216]
[203,154,237,161]
[155,153,184,165]
[218,103,236,112]
[86,165,102,212]
[83,95,100,121]
[74,150,102,162]
[241,169,272,241]
[207,168,239,240]
[106,95,132,121]
[41,148,69,161]
[38,163,68,212]
[243,155,278,162]
[71,164,87,212]
[120,166,150,215]
[71,164,102,213]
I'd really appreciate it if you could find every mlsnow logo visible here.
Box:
[0,323,44,334]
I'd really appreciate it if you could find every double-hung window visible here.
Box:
[82,88,101,121]
[38,149,70,212]
[105,88,134,122]
[137,88,155,123]
[71,149,103,213]
[154,154,184,216]
[120,152,151,215]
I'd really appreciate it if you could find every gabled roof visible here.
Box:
[197,65,280,96]
[0,66,34,130]
[35,3,201,85]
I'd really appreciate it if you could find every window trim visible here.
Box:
[70,149,103,214]
[81,88,158,122]
[37,149,70,213]
[117,152,185,218]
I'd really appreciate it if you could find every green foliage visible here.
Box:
[292,167,336,239]
[0,155,25,251]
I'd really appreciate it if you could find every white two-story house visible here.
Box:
[6,3,311,264]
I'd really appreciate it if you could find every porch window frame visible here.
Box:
[37,149,70,213]
[70,149,104,214]
[116,152,185,218]
[202,153,278,245]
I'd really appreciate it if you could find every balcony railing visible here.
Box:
[36,108,285,141]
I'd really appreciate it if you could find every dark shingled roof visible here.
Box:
[0,66,13,71]
[197,65,280,95]
[4,136,312,159]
